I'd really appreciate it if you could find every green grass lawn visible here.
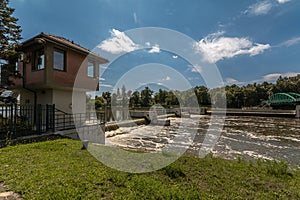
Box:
[0,138,299,199]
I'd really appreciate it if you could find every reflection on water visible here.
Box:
[106,115,300,165]
[97,109,131,122]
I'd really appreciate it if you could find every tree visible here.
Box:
[102,91,111,106]
[121,85,126,97]
[94,95,105,109]
[154,89,168,106]
[165,91,179,106]
[194,86,210,106]
[0,0,22,88]
[116,88,120,97]
[140,87,153,107]
[86,94,94,110]
[129,91,141,108]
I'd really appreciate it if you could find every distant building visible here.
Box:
[12,32,108,113]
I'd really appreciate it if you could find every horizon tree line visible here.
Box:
[91,75,300,109]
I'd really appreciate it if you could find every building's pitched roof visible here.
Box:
[21,32,108,63]
[42,33,92,54]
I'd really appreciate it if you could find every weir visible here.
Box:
[206,108,297,118]
[296,105,300,118]
[104,110,180,132]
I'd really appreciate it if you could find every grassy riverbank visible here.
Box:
[0,139,299,199]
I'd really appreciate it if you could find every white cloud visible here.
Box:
[281,37,300,47]
[163,76,171,81]
[244,0,291,16]
[262,73,282,81]
[237,43,271,56]
[172,55,178,59]
[133,12,138,23]
[188,64,202,73]
[277,0,291,4]
[98,29,139,54]
[245,1,273,16]
[149,44,161,53]
[194,31,270,63]
[99,83,113,88]
[262,72,299,82]
[100,65,108,70]
[251,72,299,83]
[225,78,245,85]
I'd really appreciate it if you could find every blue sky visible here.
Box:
[10,0,300,92]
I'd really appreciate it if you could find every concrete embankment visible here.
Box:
[207,109,296,118]
[104,111,180,132]
[105,118,148,131]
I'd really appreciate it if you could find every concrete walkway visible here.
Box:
[0,183,22,200]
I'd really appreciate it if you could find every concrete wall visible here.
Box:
[36,89,53,105]
[19,88,86,114]
[71,90,87,114]
[53,90,72,113]
[53,90,86,114]
[19,89,35,105]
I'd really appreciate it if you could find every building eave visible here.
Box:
[18,32,109,64]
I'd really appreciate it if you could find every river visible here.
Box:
[105,115,300,165]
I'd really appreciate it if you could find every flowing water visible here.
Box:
[105,115,300,165]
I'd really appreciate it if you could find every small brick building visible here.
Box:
[13,32,108,113]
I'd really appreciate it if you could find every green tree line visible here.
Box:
[93,75,300,109]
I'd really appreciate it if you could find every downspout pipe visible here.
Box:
[21,60,37,123]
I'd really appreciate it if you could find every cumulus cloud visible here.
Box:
[188,64,202,73]
[98,29,139,54]
[277,0,291,4]
[262,73,282,81]
[244,0,291,16]
[149,44,161,53]
[262,72,299,82]
[194,31,270,63]
[225,78,245,85]
[245,1,273,15]
[281,37,300,47]
[250,72,299,83]
[162,76,171,81]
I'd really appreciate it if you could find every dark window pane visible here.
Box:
[54,50,65,71]
[33,49,45,70]
[88,61,95,77]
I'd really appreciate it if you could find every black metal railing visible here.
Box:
[0,103,107,142]
[54,110,105,131]
[0,104,55,140]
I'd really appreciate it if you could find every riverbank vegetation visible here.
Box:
[92,74,300,109]
[0,138,299,199]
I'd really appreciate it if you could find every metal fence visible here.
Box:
[0,104,55,141]
[0,103,106,142]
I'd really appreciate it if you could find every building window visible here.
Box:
[54,49,65,71]
[15,61,19,72]
[33,49,45,70]
[88,61,95,77]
